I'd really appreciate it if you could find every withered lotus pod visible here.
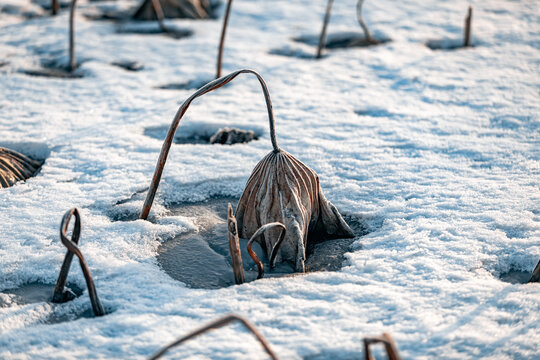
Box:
[140,69,353,272]
[133,0,214,20]
[0,147,42,188]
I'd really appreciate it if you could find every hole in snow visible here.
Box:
[293,32,390,50]
[21,59,86,79]
[144,124,261,145]
[425,39,476,51]
[0,283,83,308]
[111,60,144,72]
[116,23,193,40]
[155,78,213,91]
[498,270,533,285]
[156,196,369,289]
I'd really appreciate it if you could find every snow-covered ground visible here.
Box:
[0,0,539,358]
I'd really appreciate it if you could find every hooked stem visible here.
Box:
[363,333,401,360]
[149,314,280,360]
[216,0,233,78]
[140,69,279,220]
[52,208,105,316]
[316,0,334,59]
[247,222,286,279]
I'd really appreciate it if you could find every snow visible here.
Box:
[0,0,539,358]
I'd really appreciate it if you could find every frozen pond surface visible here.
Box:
[156,196,368,288]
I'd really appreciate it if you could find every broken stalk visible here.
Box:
[51,0,59,15]
[356,0,373,43]
[216,0,233,78]
[149,314,280,360]
[247,222,286,279]
[363,333,401,360]
[69,0,77,72]
[140,69,279,220]
[316,0,334,59]
[228,203,245,284]
[464,6,472,47]
[52,208,105,316]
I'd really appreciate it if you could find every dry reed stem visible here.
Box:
[69,0,77,72]
[140,69,279,220]
[149,314,280,360]
[356,0,373,43]
[151,0,167,32]
[52,208,105,316]
[316,0,334,59]
[51,0,59,15]
[228,203,245,284]
[216,0,233,78]
[464,6,472,47]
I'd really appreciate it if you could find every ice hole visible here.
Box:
[116,23,193,40]
[155,78,213,91]
[498,270,533,285]
[0,283,83,308]
[156,196,369,289]
[111,60,144,71]
[293,32,390,50]
[144,124,260,145]
[21,59,85,79]
[425,39,475,51]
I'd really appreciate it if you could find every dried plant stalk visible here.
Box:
[464,6,472,47]
[150,314,280,360]
[0,147,42,188]
[52,208,105,317]
[356,0,373,43]
[316,0,334,59]
[247,222,286,279]
[69,0,78,72]
[216,0,233,78]
[363,333,401,360]
[140,69,278,220]
[228,203,245,284]
[51,0,59,15]
[151,0,167,32]
[529,259,540,283]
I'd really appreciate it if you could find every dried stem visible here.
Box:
[69,0,77,72]
[151,0,167,33]
[52,208,105,317]
[51,0,59,15]
[363,333,401,360]
[356,0,373,43]
[316,0,334,59]
[247,222,286,279]
[529,259,540,283]
[140,69,280,220]
[464,6,472,47]
[216,0,233,78]
[149,314,280,360]
[228,203,245,284]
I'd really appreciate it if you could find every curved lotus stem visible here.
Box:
[151,0,167,33]
[356,0,373,43]
[69,0,78,72]
[140,69,280,220]
[316,0,334,59]
[149,314,280,360]
[529,259,540,283]
[52,208,105,316]
[363,333,401,360]
[216,0,233,78]
[247,222,286,279]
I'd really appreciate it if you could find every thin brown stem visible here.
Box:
[464,6,472,47]
[51,0,59,15]
[216,0,233,78]
[529,259,540,283]
[149,314,280,360]
[316,0,334,59]
[356,0,373,43]
[363,333,401,360]
[53,208,105,316]
[140,69,280,220]
[247,222,286,279]
[151,0,167,33]
[69,0,77,72]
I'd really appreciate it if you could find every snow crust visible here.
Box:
[0,0,539,358]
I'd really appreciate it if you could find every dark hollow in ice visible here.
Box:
[21,59,85,79]
[426,39,475,51]
[144,125,258,145]
[498,270,533,285]
[156,78,213,91]
[111,60,144,71]
[293,32,390,50]
[116,24,193,40]
[156,196,369,289]
[0,283,82,308]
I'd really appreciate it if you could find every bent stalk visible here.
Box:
[216,0,233,78]
[356,0,373,43]
[52,208,105,316]
[316,0,334,59]
[140,69,280,220]
[363,333,401,360]
[149,314,280,360]
[247,222,286,279]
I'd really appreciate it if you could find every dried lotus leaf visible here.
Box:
[0,147,42,188]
